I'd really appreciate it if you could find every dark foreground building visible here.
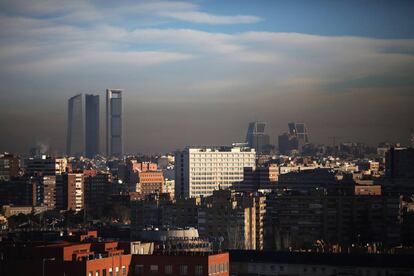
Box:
[229,250,414,276]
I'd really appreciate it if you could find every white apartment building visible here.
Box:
[175,145,256,198]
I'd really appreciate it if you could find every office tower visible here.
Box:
[67,94,100,158]
[67,94,84,156]
[106,89,123,157]
[288,122,309,149]
[174,145,256,198]
[278,122,309,154]
[245,121,271,154]
[85,94,100,158]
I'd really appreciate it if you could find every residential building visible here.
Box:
[229,250,414,276]
[56,173,84,211]
[25,156,67,176]
[84,172,110,218]
[131,252,229,276]
[386,147,414,179]
[198,189,265,250]
[265,193,401,250]
[235,164,278,192]
[0,177,36,206]
[0,153,19,181]
[174,145,256,198]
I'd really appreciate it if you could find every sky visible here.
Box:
[0,0,414,154]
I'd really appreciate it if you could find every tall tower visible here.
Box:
[67,94,84,156]
[106,89,123,157]
[67,94,100,157]
[85,94,100,158]
[245,121,270,154]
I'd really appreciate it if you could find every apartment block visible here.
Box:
[175,145,256,198]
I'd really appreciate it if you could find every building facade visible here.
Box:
[175,145,256,198]
[106,89,123,157]
[85,94,100,158]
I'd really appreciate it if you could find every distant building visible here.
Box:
[106,89,123,157]
[67,94,84,156]
[246,121,271,154]
[127,162,164,196]
[198,189,266,250]
[0,153,20,181]
[278,122,309,154]
[235,164,278,192]
[66,94,100,158]
[278,132,299,155]
[174,145,256,198]
[84,172,110,218]
[0,177,36,206]
[230,250,414,276]
[85,94,100,158]
[35,175,57,209]
[24,156,67,176]
[265,192,400,250]
[386,147,414,179]
[56,173,84,211]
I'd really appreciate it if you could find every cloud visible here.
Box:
[159,11,262,24]
[0,1,414,153]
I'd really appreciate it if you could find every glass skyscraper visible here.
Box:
[85,94,100,158]
[67,94,100,157]
[245,121,271,154]
[106,89,123,157]
[67,94,84,157]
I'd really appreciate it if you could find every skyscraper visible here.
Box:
[67,94,100,157]
[106,89,123,157]
[278,122,309,155]
[245,121,271,154]
[67,94,84,156]
[85,94,100,158]
[288,122,309,145]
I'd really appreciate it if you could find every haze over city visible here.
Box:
[1,0,414,154]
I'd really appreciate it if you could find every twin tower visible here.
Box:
[67,89,123,158]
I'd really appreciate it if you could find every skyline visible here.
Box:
[1,0,414,154]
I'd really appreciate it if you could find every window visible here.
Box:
[135,265,144,275]
[89,272,93,276]
[115,267,119,276]
[195,265,203,275]
[96,271,100,276]
[180,265,188,275]
[122,266,126,275]
[102,269,106,276]
[165,265,173,274]
[279,266,284,271]
[109,268,113,276]
[150,265,158,274]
